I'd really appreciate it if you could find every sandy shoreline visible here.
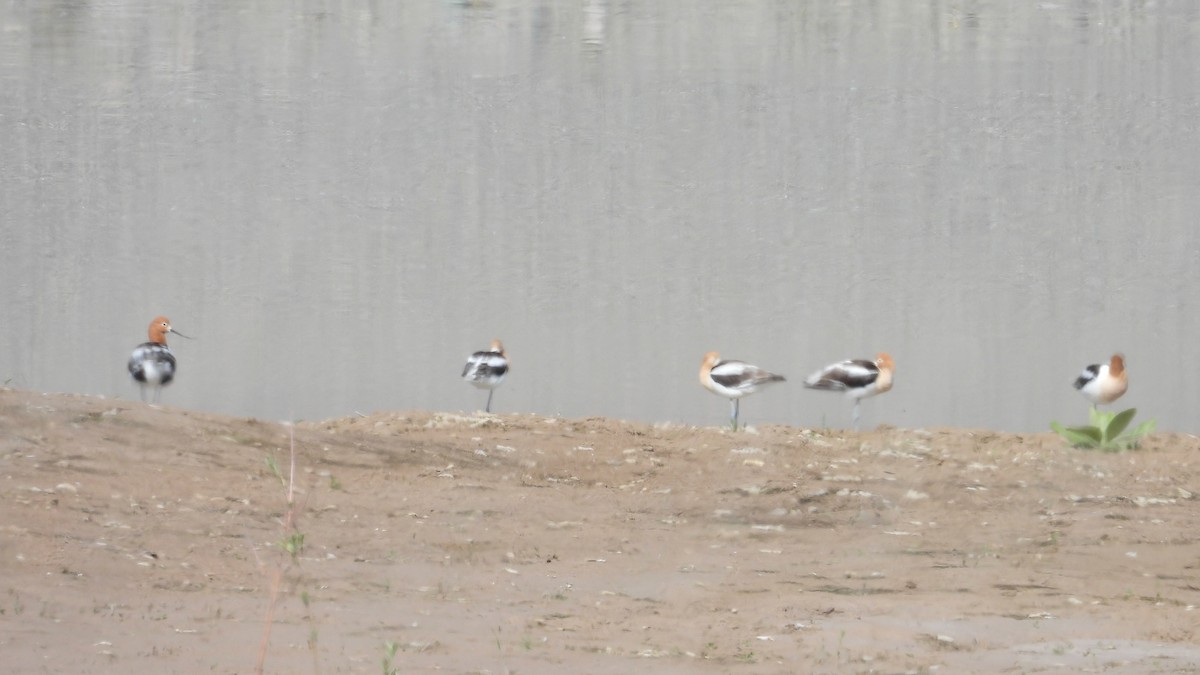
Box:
[1,388,1198,673]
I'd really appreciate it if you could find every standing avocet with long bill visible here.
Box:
[804,352,894,430]
[463,339,509,413]
[1073,353,1127,410]
[128,316,191,404]
[699,351,786,430]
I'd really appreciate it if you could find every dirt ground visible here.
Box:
[2,388,1199,674]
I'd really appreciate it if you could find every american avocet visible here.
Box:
[128,316,190,404]
[462,339,508,413]
[804,353,894,430]
[1073,353,1127,409]
[699,351,786,430]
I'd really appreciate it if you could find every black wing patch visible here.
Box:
[806,359,878,391]
[1073,364,1100,390]
[128,343,177,383]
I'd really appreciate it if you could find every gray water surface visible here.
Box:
[2,1,1199,431]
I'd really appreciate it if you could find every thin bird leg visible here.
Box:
[153,386,162,405]
[485,389,494,414]
[852,401,861,431]
[729,398,740,431]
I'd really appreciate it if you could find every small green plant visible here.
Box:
[382,640,399,675]
[282,532,305,558]
[734,645,756,662]
[1051,407,1155,452]
[265,455,285,486]
[254,425,317,675]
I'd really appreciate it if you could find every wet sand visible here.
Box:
[2,388,1198,674]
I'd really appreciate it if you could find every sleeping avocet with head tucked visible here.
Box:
[1073,353,1127,409]
[699,351,786,430]
[804,352,894,429]
[128,316,190,404]
[462,339,508,413]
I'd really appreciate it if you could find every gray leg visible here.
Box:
[485,389,494,413]
[852,401,861,431]
[730,398,740,431]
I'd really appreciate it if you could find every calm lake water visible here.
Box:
[2,1,1199,432]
